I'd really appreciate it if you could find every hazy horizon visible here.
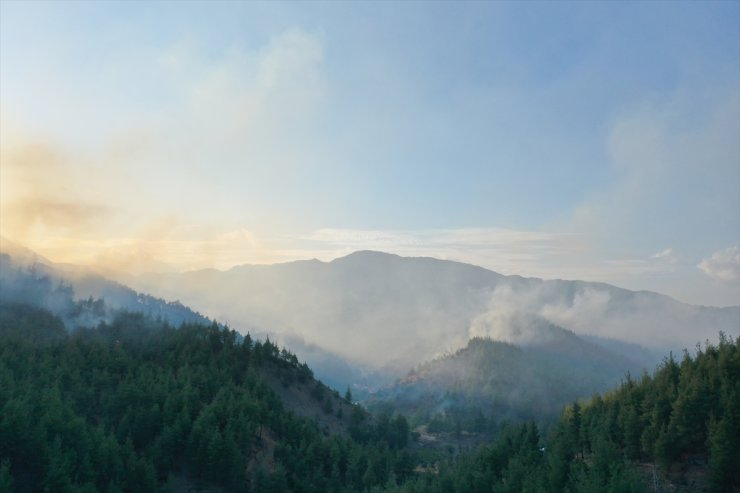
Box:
[1,2,738,306]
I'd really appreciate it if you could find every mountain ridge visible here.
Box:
[2,242,737,393]
[144,249,734,308]
[369,318,649,431]
[122,249,738,369]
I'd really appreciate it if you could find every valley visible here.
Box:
[2,3,737,491]
[0,246,737,492]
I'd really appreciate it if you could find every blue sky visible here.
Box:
[1,1,738,305]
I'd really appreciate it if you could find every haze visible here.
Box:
[1,1,738,306]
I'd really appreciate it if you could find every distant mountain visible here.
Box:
[0,243,373,394]
[126,250,739,374]
[0,250,210,329]
[369,319,646,430]
[4,243,737,395]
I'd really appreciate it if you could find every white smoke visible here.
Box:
[468,284,613,344]
[540,288,611,332]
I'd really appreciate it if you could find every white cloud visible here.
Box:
[298,227,583,277]
[599,248,679,277]
[23,224,263,275]
[1,28,329,252]
[698,246,740,283]
[180,28,325,137]
[652,247,677,263]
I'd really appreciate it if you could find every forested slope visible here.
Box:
[0,302,413,493]
[0,253,210,329]
[384,333,739,493]
[1,254,736,492]
[372,326,643,433]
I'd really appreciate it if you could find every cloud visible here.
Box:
[298,227,583,277]
[0,138,110,239]
[1,11,735,309]
[166,27,326,164]
[597,248,680,278]
[565,85,740,256]
[0,28,327,264]
[84,226,262,274]
[5,199,107,232]
[552,84,739,305]
[215,228,256,246]
[0,223,587,283]
[651,247,677,263]
[698,246,740,282]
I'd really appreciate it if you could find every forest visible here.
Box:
[0,300,415,492]
[383,333,739,492]
[0,296,738,491]
[2,1,738,491]
[369,331,644,435]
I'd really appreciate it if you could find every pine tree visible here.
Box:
[707,411,739,492]
[0,460,13,493]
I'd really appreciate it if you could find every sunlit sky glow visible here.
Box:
[1,1,738,306]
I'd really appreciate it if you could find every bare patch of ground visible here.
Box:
[262,366,354,436]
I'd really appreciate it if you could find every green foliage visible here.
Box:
[0,301,412,492]
[0,459,13,493]
[1,295,735,492]
[384,333,739,493]
[375,334,644,434]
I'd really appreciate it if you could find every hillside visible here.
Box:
[382,333,740,493]
[126,251,739,375]
[0,301,414,493]
[3,298,734,492]
[5,244,736,397]
[370,320,645,432]
[0,256,420,492]
[0,252,210,329]
[1,245,736,492]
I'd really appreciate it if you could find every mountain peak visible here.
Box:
[332,250,402,263]
[0,236,54,266]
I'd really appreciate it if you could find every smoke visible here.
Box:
[468,283,611,343]
[0,139,109,241]
[468,280,738,353]
[468,285,556,345]
[540,287,612,332]
[11,244,731,375]
[0,253,109,329]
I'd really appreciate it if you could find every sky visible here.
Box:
[0,1,738,306]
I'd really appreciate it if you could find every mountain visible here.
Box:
[0,237,55,266]
[0,245,420,491]
[3,294,735,492]
[126,250,739,373]
[369,318,647,432]
[2,241,736,492]
[4,243,736,395]
[128,251,501,372]
[0,242,370,394]
[0,250,211,329]
[391,334,740,493]
[0,300,418,492]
